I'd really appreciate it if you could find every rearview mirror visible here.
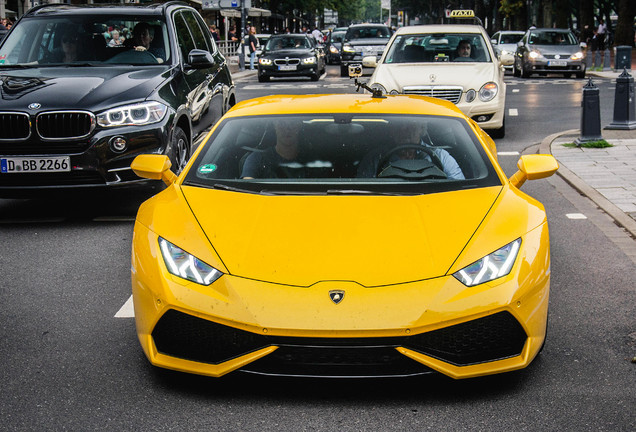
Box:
[509,155,559,188]
[131,154,177,185]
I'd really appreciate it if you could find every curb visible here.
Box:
[541,130,636,238]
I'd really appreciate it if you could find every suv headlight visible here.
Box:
[259,58,272,65]
[343,44,356,53]
[453,239,521,287]
[329,46,339,54]
[302,56,317,64]
[528,50,543,59]
[479,82,498,102]
[159,237,223,285]
[570,51,584,60]
[96,101,167,127]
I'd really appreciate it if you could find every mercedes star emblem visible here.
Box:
[429,74,436,83]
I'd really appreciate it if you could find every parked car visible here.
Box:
[257,34,326,82]
[130,91,558,379]
[513,28,585,78]
[366,23,506,138]
[490,30,524,71]
[340,23,392,76]
[0,2,235,196]
[325,29,346,64]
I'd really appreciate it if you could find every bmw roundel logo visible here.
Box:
[28,103,41,110]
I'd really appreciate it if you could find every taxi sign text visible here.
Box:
[450,10,475,18]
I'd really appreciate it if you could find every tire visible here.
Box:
[258,74,269,82]
[310,73,319,81]
[564,73,572,78]
[513,60,521,77]
[576,71,586,79]
[340,64,348,77]
[169,126,189,175]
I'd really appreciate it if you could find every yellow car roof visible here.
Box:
[226,94,467,118]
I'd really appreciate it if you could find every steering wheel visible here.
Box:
[377,144,445,174]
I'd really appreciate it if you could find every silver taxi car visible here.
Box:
[364,23,506,138]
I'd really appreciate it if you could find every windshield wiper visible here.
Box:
[326,189,403,196]
[211,183,269,195]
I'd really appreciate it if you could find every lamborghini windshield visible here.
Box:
[185,114,501,195]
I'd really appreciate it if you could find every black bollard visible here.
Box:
[605,68,636,130]
[575,78,603,146]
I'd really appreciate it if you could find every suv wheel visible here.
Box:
[340,65,348,77]
[170,126,190,175]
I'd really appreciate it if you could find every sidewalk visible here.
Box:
[540,128,636,238]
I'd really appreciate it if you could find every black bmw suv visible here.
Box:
[0,2,235,196]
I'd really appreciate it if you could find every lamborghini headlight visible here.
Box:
[96,101,167,127]
[159,237,223,285]
[453,238,521,287]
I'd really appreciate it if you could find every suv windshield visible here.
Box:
[0,15,171,66]
[528,31,577,45]
[184,114,500,195]
[384,33,492,63]
[346,26,391,40]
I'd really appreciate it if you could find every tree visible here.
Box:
[614,0,636,46]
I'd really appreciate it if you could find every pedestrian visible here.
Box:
[248,26,258,70]
[597,18,606,51]
[209,24,220,42]
[311,26,323,44]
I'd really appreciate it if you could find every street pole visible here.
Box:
[239,0,246,71]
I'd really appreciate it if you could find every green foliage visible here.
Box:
[562,140,613,148]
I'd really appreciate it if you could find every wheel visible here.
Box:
[340,65,348,77]
[489,116,505,139]
[310,73,319,81]
[258,74,269,82]
[564,73,572,78]
[513,60,521,77]
[576,71,586,79]
[169,126,190,175]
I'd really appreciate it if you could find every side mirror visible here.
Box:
[517,41,523,47]
[362,55,377,68]
[509,155,559,188]
[491,38,497,45]
[186,49,215,69]
[131,154,177,186]
[580,42,587,49]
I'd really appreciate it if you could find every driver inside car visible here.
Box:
[357,123,465,180]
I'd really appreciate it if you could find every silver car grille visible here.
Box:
[274,58,300,66]
[402,86,463,104]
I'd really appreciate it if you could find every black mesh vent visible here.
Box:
[0,113,30,140]
[0,141,92,155]
[150,310,527,373]
[152,310,270,365]
[37,112,94,139]
[404,311,527,366]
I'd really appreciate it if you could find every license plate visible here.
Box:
[548,60,567,67]
[1,156,71,173]
[278,65,297,71]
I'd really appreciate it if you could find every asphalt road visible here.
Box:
[1,65,634,431]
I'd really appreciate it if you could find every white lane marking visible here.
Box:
[115,295,135,318]
[508,108,519,116]
[512,89,520,93]
[566,213,588,220]
[498,151,520,156]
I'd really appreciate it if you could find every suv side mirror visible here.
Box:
[186,49,215,69]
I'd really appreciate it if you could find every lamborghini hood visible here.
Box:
[181,186,502,287]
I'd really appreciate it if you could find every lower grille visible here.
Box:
[0,141,91,155]
[151,310,527,374]
[404,312,527,366]
[0,171,105,187]
[403,86,463,104]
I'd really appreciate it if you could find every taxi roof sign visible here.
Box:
[450,10,475,18]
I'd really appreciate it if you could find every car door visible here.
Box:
[173,9,222,137]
